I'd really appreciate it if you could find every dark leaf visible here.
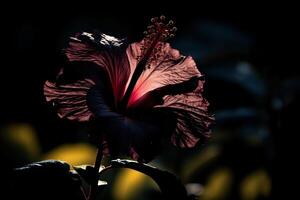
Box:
[10,160,85,200]
[74,165,95,185]
[101,159,189,200]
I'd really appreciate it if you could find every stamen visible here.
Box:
[138,16,177,67]
[119,16,177,111]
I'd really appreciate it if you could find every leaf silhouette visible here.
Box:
[74,165,96,185]
[10,160,85,200]
[99,159,189,200]
[73,164,108,199]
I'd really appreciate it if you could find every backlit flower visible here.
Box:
[44,17,214,162]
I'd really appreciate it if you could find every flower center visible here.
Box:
[119,16,177,112]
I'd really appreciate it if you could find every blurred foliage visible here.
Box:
[240,169,271,200]
[0,123,41,167]
[10,160,84,200]
[201,167,233,200]
[43,143,97,166]
[182,145,220,182]
[113,168,159,200]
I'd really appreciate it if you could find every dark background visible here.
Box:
[0,2,297,199]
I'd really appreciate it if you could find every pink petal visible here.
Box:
[44,79,95,121]
[44,33,130,121]
[126,41,201,108]
[65,33,130,104]
[126,41,213,148]
[155,89,214,147]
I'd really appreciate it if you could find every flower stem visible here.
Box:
[88,147,103,200]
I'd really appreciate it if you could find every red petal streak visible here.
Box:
[65,34,130,105]
[126,41,201,108]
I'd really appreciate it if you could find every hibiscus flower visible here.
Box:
[44,16,213,163]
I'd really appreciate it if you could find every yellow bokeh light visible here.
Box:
[240,169,271,200]
[201,167,233,200]
[43,143,97,166]
[0,123,41,162]
[113,168,160,200]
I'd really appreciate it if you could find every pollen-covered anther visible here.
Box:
[171,27,177,32]
[147,25,154,30]
[139,15,177,63]
[160,15,166,21]
[167,20,174,26]
[158,22,164,27]
[148,29,155,33]
[151,17,158,23]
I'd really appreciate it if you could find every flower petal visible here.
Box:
[44,32,129,121]
[126,41,201,107]
[134,78,214,148]
[125,41,213,147]
[156,90,214,147]
[65,32,130,105]
[44,78,95,121]
[87,83,174,162]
